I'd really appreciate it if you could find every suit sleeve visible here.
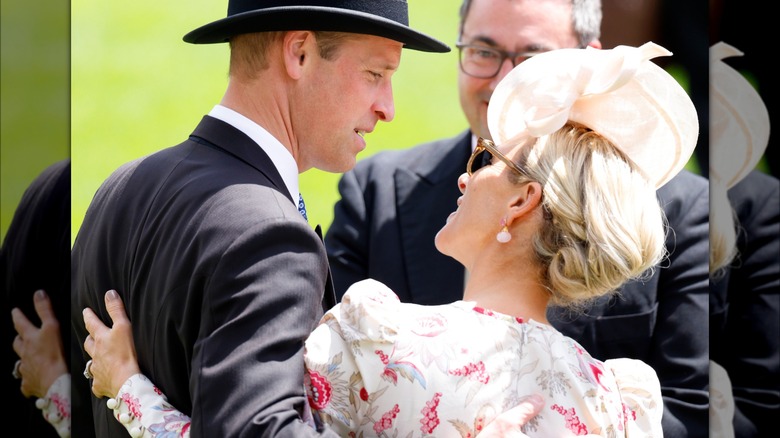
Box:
[325,169,371,301]
[191,218,339,437]
[654,179,711,437]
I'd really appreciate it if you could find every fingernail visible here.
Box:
[34,290,46,300]
[106,290,118,301]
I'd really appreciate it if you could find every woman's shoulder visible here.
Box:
[603,357,664,435]
[603,357,663,395]
[320,279,407,343]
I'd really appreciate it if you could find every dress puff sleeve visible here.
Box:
[303,279,403,434]
[604,358,664,437]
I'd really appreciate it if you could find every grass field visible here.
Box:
[69,0,466,244]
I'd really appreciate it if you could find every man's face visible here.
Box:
[458,0,580,140]
[295,34,403,173]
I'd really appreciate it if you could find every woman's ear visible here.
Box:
[283,31,313,79]
[506,181,543,224]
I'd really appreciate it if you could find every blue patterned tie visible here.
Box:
[298,193,308,221]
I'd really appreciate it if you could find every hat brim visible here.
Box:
[183,6,450,53]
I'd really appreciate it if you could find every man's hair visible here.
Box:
[458,0,602,48]
[229,31,358,79]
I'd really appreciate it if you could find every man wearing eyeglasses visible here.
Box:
[325,1,709,436]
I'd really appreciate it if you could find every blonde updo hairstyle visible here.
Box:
[512,122,668,310]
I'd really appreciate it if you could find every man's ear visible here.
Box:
[506,181,543,224]
[283,31,314,79]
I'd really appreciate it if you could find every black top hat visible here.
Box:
[183,0,450,53]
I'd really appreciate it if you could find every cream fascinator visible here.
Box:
[487,42,699,188]
[710,41,770,189]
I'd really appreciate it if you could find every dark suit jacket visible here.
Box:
[1,159,70,438]
[325,130,710,437]
[71,116,338,437]
[711,170,779,437]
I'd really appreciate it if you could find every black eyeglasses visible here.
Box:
[456,42,544,79]
[467,137,530,178]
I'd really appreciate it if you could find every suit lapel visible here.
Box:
[395,132,472,304]
[189,115,294,204]
[315,225,337,311]
[190,116,336,311]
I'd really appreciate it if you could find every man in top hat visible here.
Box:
[70,1,448,436]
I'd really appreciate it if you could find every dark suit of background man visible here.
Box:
[325,0,710,436]
[70,0,449,436]
[710,170,780,436]
[2,159,70,438]
[710,1,779,435]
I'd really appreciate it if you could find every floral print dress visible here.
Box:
[108,279,662,437]
[304,279,662,437]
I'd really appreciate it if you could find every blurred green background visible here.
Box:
[6,1,743,246]
[1,0,69,243]
[68,0,466,244]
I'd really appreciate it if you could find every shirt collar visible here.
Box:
[208,104,299,202]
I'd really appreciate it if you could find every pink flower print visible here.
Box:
[373,404,400,434]
[359,387,369,401]
[375,349,399,384]
[449,361,490,384]
[622,402,637,421]
[420,392,442,434]
[307,370,333,410]
[375,349,389,365]
[411,314,448,337]
[395,314,454,374]
[50,393,70,420]
[473,306,495,317]
[148,412,192,437]
[381,367,399,384]
[575,352,610,392]
[474,306,525,324]
[153,385,162,395]
[474,416,485,435]
[120,393,143,419]
[550,404,588,435]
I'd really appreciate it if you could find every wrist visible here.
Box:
[112,365,141,398]
[41,362,69,396]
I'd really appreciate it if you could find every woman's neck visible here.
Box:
[462,258,550,324]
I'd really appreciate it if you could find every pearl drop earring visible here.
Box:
[496,218,512,243]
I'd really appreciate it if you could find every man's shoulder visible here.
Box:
[92,143,188,197]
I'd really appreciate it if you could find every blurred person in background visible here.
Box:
[708,41,779,437]
[4,159,70,437]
